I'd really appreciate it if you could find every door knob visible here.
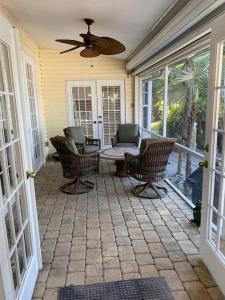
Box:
[26,171,36,179]
[99,121,102,124]
[199,160,208,168]
[93,121,97,124]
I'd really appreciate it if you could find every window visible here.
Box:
[141,70,164,134]
[142,81,150,129]
[140,50,210,203]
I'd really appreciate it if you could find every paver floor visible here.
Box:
[32,160,224,300]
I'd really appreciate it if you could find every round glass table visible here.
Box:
[101,147,139,177]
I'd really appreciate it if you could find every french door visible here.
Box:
[23,53,43,172]
[0,16,41,300]
[201,13,225,295]
[67,80,125,147]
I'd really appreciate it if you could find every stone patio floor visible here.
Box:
[32,160,224,300]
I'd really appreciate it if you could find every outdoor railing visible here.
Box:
[140,127,205,207]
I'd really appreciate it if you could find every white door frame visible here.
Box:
[66,80,99,139]
[67,79,126,146]
[200,13,225,295]
[97,79,125,147]
[22,51,45,172]
[0,17,41,300]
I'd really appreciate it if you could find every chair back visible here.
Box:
[117,124,139,143]
[50,136,79,178]
[136,138,176,182]
[64,126,85,144]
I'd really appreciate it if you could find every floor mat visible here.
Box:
[59,277,174,300]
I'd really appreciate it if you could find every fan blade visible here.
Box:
[55,39,85,47]
[60,46,80,54]
[80,33,109,49]
[96,37,125,55]
[80,47,100,58]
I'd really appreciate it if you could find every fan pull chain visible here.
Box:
[91,58,94,68]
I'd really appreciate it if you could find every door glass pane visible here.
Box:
[4,205,13,249]
[12,195,21,237]
[0,60,4,91]
[209,210,218,246]
[2,43,13,92]
[72,86,93,137]
[24,225,32,262]
[219,219,225,258]
[17,237,26,278]
[10,252,19,291]
[0,95,10,145]
[102,85,121,145]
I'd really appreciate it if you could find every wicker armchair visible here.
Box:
[125,138,176,199]
[111,124,140,147]
[50,136,100,195]
[64,126,101,154]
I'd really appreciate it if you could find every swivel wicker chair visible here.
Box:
[125,138,176,198]
[50,136,100,195]
[64,126,101,154]
[111,124,140,147]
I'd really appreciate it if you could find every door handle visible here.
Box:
[199,160,208,168]
[93,121,97,124]
[99,121,102,124]
[26,171,36,179]
[98,116,102,118]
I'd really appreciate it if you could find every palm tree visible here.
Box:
[175,54,209,191]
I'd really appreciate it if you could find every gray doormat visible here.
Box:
[59,277,174,300]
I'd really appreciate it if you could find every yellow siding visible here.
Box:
[40,49,133,151]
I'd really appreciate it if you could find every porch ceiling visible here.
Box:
[0,0,176,59]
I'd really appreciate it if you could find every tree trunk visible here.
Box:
[182,84,197,193]
[176,151,183,175]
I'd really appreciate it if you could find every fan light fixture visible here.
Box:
[55,18,126,58]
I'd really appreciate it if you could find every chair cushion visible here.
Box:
[84,145,99,153]
[140,138,150,155]
[66,137,79,154]
[117,124,139,143]
[115,143,138,148]
[65,126,85,144]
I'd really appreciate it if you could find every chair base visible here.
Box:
[60,179,94,195]
[133,182,167,199]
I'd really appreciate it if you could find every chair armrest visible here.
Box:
[86,137,101,149]
[111,135,117,147]
[75,143,85,154]
[124,152,139,160]
[76,152,100,173]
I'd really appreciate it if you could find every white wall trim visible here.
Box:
[126,0,225,72]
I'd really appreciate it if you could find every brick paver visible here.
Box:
[33,160,223,300]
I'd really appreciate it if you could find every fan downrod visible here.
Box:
[84,18,94,26]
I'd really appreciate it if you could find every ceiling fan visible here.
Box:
[55,18,126,57]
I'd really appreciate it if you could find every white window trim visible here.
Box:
[22,51,45,171]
